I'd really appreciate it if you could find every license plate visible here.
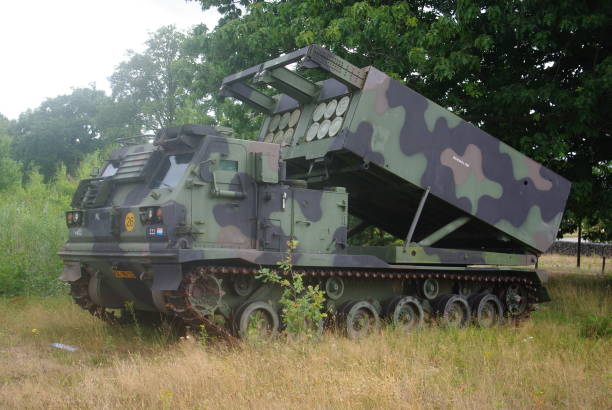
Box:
[112,269,137,279]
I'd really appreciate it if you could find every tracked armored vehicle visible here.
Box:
[59,45,571,337]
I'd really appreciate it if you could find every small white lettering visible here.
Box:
[452,155,470,168]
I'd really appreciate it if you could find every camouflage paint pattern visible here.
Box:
[58,46,569,314]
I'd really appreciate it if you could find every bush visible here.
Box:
[0,151,104,296]
[257,240,326,338]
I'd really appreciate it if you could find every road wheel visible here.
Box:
[341,301,379,339]
[385,296,424,332]
[470,293,503,327]
[434,295,471,328]
[235,301,279,339]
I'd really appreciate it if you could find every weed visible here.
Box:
[124,301,143,342]
[257,240,326,338]
[158,389,174,409]
[198,324,209,347]
[579,315,611,339]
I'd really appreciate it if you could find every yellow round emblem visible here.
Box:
[124,212,136,232]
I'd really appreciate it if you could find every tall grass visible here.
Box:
[0,171,70,296]
[0,274,609,409]
[0,153,102,296]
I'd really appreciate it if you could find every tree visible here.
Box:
[11,87,136,179]
[0,113,10,137]
[110,25,213,131]
[0,114,21,190]
[188,0,611,241]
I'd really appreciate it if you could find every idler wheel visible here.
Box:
[422,278,440,300]
[503,284,528,316]
[385,296,424,332]
[457,283,473,298]
[325,277,344,300]
[341,301,379,339]
[235,301,279,339]
[433,295,471,328]
[232,275,256,297]
[469,293,503,327]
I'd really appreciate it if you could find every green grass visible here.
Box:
[0,151,106,297]
[0,172,71,296]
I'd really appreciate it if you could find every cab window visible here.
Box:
[151,153,193,188]
[101,162,118,177]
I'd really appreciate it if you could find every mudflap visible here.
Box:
[537,286,551,303]
[533,269,551,303]
[151,263,183,291]
[59,261,81,282]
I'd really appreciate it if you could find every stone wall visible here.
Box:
[547,241,612,257]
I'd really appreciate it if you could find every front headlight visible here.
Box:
[66,211,84,227]
[139,206,163,224]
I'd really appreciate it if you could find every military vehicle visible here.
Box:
[58,45,571,338]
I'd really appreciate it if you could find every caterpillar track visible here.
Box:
[69,264,538,340]
[70,266,538,340]
[69,272,125,324]
[162,265,538,338]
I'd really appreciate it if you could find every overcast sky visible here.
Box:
[0,0,220,120]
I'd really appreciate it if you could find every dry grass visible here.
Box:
[1,272,610,409]
[539,253,610,275]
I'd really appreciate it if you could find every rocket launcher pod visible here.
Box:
[221,45,571,257]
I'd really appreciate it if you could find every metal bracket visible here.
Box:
[418,216,471,247]
[404,186,430,247]
[219,83,275,113]
[307,158,329,180]
[211,170,246,199]
[253,67,320,104]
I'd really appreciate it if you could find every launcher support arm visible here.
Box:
[220,45,366,114]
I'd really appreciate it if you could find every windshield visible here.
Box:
[151,153,193,188]
[101,162,118,178]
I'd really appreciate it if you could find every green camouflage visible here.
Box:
[58,45,567,328]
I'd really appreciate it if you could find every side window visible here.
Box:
[219,159,238,172]
[101,162,118,178]
[151,153,193,188]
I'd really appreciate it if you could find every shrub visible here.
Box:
[257,240,326,337]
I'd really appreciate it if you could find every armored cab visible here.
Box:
[59,46,571,337]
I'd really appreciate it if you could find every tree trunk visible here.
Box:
[577,223,582,268]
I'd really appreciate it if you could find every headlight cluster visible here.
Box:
[140,206,163,224]
[66,211,84,227]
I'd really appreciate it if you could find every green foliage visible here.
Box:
[256,240,326,337]
[0,169,70,296]
[0,113,10,136]
[0,135,22,191]
[579,315,611,339]
[347,216,404,246]
[110,25,213,130]
[11,87,137,180]
[0,151,103,297]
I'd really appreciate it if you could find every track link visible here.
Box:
[163,265,538,335]
[69,271,123,324]
[70,266,537,335]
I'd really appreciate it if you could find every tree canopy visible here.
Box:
[11,87,139,179]
[110,25,213,131]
